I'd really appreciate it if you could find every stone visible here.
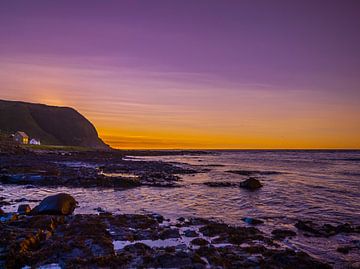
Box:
[191,238,210,246]
[183,230,198,237]
[336,246,352,254]
[239,177,263,190]
[295,220,360,237]
[204,181,238,187]
[31,193,77,215]
[18,204,31,215]
[272,229,297,239]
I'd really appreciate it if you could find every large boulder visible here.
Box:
[31,193,77,215]
[239,177,263,190]
[18,204,31,215]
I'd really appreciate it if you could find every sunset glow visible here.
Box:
[1,1,359,149]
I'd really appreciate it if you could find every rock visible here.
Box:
[295,220,360,237]
[31,193,77,215]
[204,181,238,187]
[0,197,11,207]
[94,207,108,214]
[0,213,18,222]
[272,229,297,239]
[159,228,180,239]
[239,177,263,190]
[268,249,331,269]
[227,170,282,176]
[336,246,352,254]
[152,213,164,223]
[0,208,4,215]
[242,217,264,225]
[295,220,320,235]
[184,230,198,237]
[191,238,210,246]
[18,204,31,215]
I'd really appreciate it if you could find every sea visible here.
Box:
[1,150,360,267]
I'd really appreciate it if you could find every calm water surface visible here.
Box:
[1,150,360,267]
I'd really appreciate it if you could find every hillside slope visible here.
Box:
[0,100,108,149]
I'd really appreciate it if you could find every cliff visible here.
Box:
[0,100,108,149]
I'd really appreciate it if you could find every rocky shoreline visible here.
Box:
[0,147,201,189]
[1,146,360,268]
[0,193,339,269]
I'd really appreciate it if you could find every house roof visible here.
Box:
[16,131,29,138]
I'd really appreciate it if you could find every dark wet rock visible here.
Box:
[152,213,164,223]
[239,177,263,190]
[242,217,264,225]
[159,228,180,239]
[272,229,297,239]
[177,217,185,222]
[0,213,18,222]
[0,211,332,269]
[183,230,198,237]
[199,222,264,245]
[204,181,238,187]
[31,193,78,215]
[13,198,41,203]
[336,240,360,255]
[152,251,206,268]
[195,245,330,268]
[295,220,320,234]
[191,238,210,246]
[0,197,10,207]
[18,204,31,215]
[185,217,211,226]
[295,220,360,237]
[267,249,331,269]
[94,207,112,215]
[0,148,198,189]
[337,246,352,254]
[227,169,282,176]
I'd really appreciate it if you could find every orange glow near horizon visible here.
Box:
[1,59,360,149]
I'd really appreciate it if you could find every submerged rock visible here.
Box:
[191,238,210,246]
[204,181,238,187]
[0,213,18,222]
[272,229,297,239]
[183,230,198,237]
[18,204,31,215]
[31,193,77,215]
[227,170,282,176]
[239,177,263,190]
[337,246,352,254]
[295,220,360,237]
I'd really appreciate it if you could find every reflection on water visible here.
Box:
[1,150,360,266]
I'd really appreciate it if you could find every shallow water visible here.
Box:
[1,150,360,267]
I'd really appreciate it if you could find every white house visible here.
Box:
[30,138,41,145]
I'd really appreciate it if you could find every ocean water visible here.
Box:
[1,150,360,266]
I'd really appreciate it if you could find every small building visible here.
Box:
[14,131,29,144]
[30,138,41,145]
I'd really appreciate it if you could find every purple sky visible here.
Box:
[1,1,360,148]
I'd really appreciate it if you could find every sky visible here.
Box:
[0,0,360,149]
